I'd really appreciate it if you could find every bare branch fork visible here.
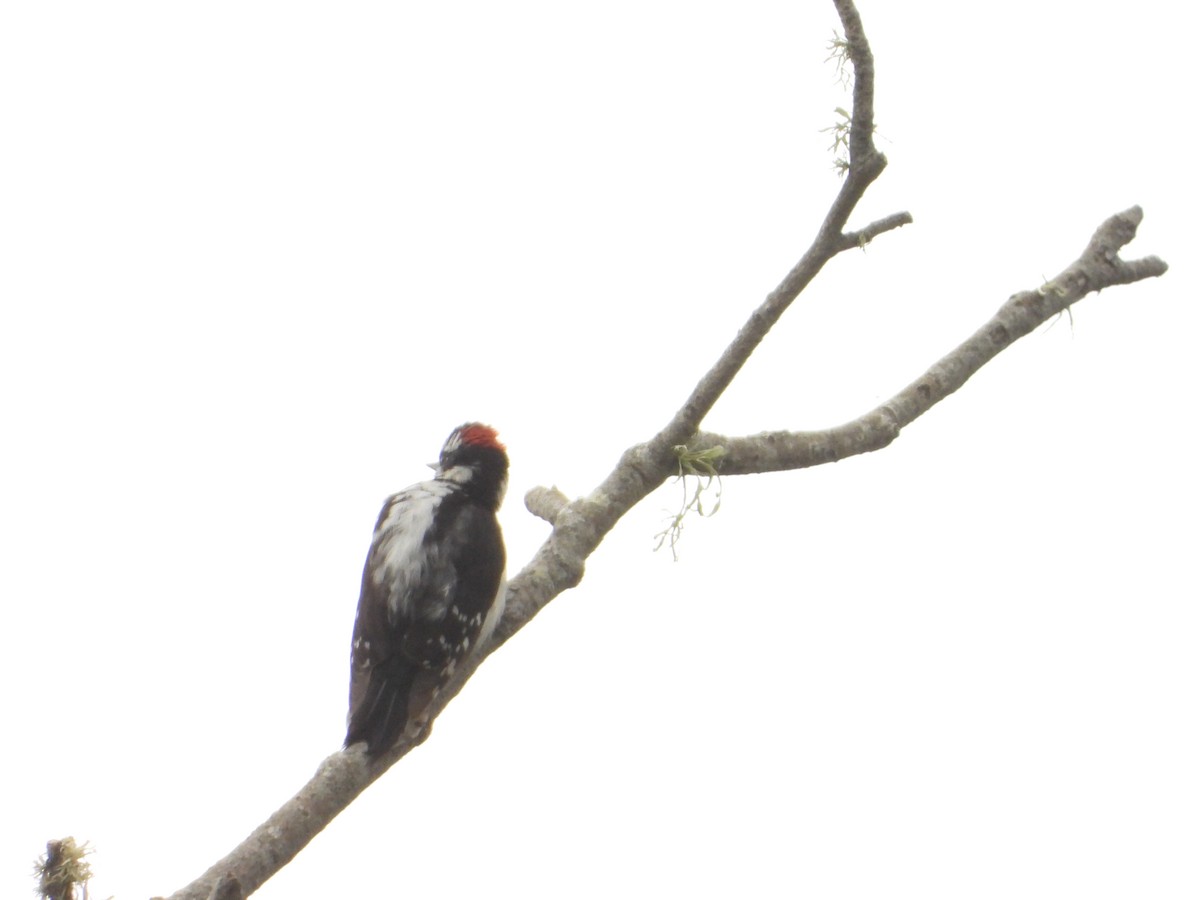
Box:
[166,1,1167,898]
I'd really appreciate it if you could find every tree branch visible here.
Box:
[653,0,902,466]
[163,5,1167,899]
[691,206,1169,474]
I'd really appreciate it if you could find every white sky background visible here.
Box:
[1,2,1195,898]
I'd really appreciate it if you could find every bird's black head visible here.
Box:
[437,422,508,509]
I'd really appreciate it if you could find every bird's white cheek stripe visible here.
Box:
[438,465,474,486]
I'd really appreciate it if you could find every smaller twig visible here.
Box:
[838,211,913,250]
[525,485,570,524]
[832,0,878,165]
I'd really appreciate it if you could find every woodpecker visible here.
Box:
[346,423,508,758]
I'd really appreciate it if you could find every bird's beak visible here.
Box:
[427,461,439,472]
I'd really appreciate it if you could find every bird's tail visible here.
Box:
[345,658,417,758]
